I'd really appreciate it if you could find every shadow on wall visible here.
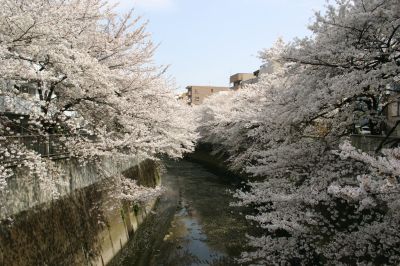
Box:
[122,159,161,188]
[0,184,106,266]
[0,159,161,266]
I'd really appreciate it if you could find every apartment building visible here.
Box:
[230,73,257,90]
[229,62,279,90]
[185,62,278,105]
[186,85,230,105]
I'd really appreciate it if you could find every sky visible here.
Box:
[113,0,327,91]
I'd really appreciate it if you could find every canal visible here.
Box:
[109,159,254,266]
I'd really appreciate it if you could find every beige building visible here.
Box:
[177,92,189,104]
[186,85,230,105]
[230,73,257,90]
[230,62,281,90]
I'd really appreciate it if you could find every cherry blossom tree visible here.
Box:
[0,0,197,208]
[197,0,400,264]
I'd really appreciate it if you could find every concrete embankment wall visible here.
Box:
[186,143,248,181]
[1,155,146,219]
[0,157,161,266]
[350,134,400,152]
[190,135,400,182]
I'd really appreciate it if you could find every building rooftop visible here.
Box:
[186,85,230,90]
[229,73,256,84]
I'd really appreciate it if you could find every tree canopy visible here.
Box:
[0,0,197,205]
[197,0,400,264]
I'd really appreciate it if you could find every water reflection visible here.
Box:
[111,160,253,266]
[156,198,225,265]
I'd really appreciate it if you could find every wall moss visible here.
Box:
[0,158,161,266]
[0,184,106,266]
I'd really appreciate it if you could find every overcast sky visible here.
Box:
[113,0,327,91]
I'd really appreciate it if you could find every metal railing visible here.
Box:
[0,134,94,165]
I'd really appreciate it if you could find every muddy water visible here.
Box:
[110,159,253,266]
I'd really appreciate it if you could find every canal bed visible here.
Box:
[109,159,254,266]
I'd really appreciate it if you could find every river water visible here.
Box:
[110,159,254,266]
